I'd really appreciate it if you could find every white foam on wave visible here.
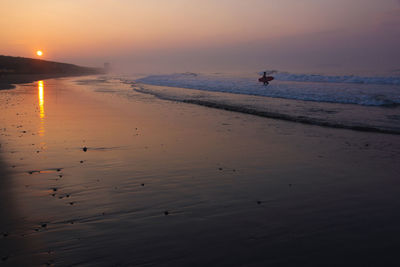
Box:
[271,72,400,85]
[136,73,400,107]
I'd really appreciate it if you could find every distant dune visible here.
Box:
[0,55,104,89]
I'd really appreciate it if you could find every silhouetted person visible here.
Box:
[259,72,274,86]
[260,72,269,85]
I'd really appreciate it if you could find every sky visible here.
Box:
[1,0,399,74]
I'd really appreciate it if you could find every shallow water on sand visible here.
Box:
[1,76,400,266]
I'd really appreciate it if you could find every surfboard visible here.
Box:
[259,76,274,83]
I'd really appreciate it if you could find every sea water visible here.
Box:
[116,71,400,134]
[137,72,400,106]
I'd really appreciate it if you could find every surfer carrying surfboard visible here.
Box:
[259,72,274,85]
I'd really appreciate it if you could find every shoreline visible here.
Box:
[132,83,400,135]
[182,98,400,135]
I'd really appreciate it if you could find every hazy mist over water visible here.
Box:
[1,0,399,75]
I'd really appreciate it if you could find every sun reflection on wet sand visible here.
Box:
[38,80,45,136]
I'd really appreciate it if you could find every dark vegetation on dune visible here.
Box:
[0,55,104,89]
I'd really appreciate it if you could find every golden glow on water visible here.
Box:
[38,80,45,136]
[38,81,44,118]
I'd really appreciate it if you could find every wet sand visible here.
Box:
[1,77,400,266]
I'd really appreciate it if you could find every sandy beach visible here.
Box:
[1,76,400,266]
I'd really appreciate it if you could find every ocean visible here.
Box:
[116,71,400,134]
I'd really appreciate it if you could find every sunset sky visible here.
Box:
[1,0,399,73]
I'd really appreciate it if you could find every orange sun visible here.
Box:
[36,50,43,56]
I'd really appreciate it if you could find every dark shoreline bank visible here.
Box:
[0,55,104,90]
[0,73,101,90]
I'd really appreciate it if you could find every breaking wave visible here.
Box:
[136,72,400,107]
[267,71,400,85]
